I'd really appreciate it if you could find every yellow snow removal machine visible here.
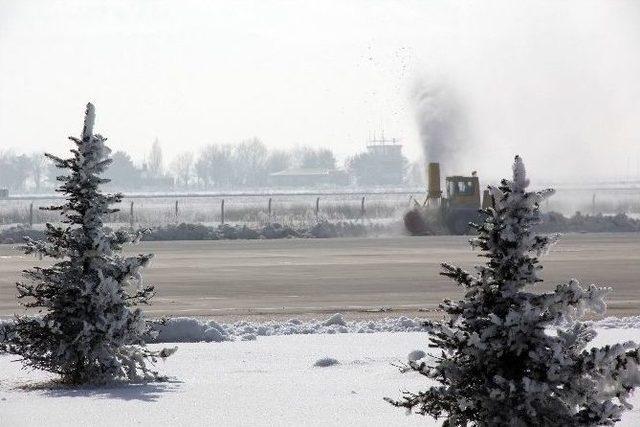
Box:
[404,162,492,235]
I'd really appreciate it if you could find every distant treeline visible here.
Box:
[1,139,423,193]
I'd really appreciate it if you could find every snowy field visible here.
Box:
[2,324,640,426]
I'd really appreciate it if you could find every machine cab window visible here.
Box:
[447,178,476,197]
[456,180,475,195]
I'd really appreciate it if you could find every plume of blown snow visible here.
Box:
[412,79,470,177]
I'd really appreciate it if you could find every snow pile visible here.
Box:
[149,313,428,343]
[6,314,640,344]
[323,313,347,326]
[593,316,640,329]
[152,318,231,343]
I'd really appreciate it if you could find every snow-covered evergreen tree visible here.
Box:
[388,156,640,426]
[5,103,175,384]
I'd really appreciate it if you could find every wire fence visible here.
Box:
[0,193,416,228]
[2,188,639,228]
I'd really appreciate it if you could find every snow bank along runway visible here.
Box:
[0,232,639,319]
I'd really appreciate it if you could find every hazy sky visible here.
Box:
[1,0,639,181]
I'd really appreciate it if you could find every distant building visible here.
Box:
[0,188,8,199]
[269,168,348,188]
[349,137,407,186]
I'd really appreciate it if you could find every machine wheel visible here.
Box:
[403,208,430,235]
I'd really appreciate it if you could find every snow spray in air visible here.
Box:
[412,80,469,177]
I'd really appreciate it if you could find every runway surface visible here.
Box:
[0,233,639,319]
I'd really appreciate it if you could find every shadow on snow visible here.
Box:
[17,378,182,402]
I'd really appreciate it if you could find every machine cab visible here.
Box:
[445,175,480,208]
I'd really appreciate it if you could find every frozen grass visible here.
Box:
[0,194,411,227]
[6,188,640,226]
[4,190,640,233]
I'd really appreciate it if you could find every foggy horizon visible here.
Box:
[2,0,640,182]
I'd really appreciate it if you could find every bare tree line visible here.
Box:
[1,139,420,193]
[0,151,51,193]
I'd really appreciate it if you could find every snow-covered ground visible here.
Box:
[2,327,640,426]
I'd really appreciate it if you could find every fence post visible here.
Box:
[268,197,272,220]
[130,201,134,228]
[315,197,320,218]
[175,200,179,219]
[221,199,225,225]
[360,196,366,218]
[29,202,34,228]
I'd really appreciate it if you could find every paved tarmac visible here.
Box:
[1,233,639,320]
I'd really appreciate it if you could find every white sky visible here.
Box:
[1,0,639,181]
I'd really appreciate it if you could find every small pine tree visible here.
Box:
[388,156,640,425]
[6,103,175,384]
